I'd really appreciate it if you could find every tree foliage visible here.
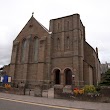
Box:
[100,69,110,86]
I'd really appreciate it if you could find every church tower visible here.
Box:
[50,14,85,87]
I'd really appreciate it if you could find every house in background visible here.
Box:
[101,62,109,74]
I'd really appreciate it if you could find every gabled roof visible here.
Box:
[36,18,49,33]
[14,15,49,42]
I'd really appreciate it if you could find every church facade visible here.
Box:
[7,14,101,88]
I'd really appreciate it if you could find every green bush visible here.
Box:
[100,69,110,86]
[83,85,96,93]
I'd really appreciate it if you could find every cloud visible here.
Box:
[0,0,110,67]
[0,46,12,68]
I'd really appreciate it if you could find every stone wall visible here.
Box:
[54,87,110,103]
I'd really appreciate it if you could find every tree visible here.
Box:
[100,69,110,86]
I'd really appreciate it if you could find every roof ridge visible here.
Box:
[37,20,49,33]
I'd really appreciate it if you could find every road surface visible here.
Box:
[0,98,82,110]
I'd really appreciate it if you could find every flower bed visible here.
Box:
[54,85,110,103]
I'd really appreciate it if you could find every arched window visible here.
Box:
[29,38,33,62]
[34,37,38,62]
[16,44,20,63]
[57,38,60,51]
[67,36,70,49]
[21,39,27,62]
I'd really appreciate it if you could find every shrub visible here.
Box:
[83,85,96,93]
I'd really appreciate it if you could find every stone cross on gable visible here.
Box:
[32,12,34,17]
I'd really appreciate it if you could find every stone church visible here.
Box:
[7,13,101,89]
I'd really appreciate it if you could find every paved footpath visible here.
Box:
[0,92,110,110]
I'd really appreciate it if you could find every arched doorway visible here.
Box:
[54,69,60,84]
[65,69,72,85]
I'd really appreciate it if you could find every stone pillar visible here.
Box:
[79,56,84,87]
[60,70,64,86]
[73,57,79,87]
[10,41,19,81]
[23,64,28,82]
[61,18,65,53]
[51,73,54,83]
[11,41,19,64]
[72,14,80,87]
[46,33,52,80]
[78,27,84,87]
[72,14,84,87]
[72,28,80,86]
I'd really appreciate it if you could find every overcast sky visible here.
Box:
[0,0,110,68]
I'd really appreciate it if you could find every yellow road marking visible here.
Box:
[0,97,82,110]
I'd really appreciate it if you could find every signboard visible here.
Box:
[0,75,12,83]
[3,75,8,83]
[8,77,11,82]
[0,76,4,82]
